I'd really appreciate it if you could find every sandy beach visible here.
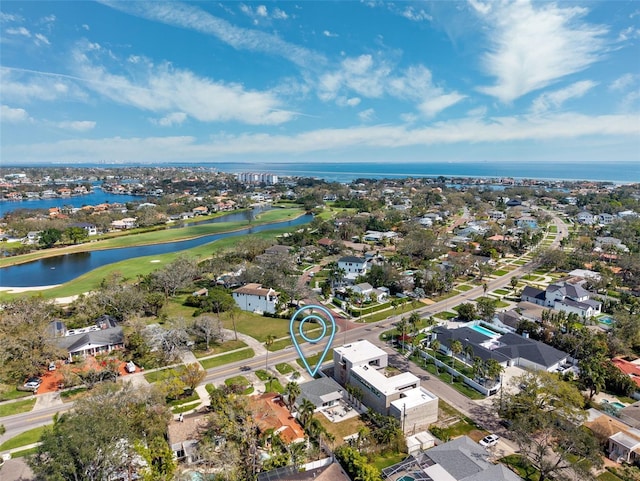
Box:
[0,285,79,304]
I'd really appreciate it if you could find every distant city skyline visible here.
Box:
[1,1,639,165]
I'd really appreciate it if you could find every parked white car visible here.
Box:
[125,361,136,373]
[479,434,499,447]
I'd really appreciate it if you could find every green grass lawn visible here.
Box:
[0,398,36,417]
[0,210,306,300]
[199,348,255,370]
[500,455,541,481]
[0,426,46,451]
[296,349,333,371]
[435,311,457,320]
[275,363,295,375]
[457,284,473,291]
[267,338,293,351]
[313,413,366,446]
[60,387,88,401]
[493,288,510,295]
[224,375,254,395]
[370,452,407,472]
[193,340,248,358]
[492,269,509,276]
[264,378,284,393]
[0,388,33,402]
[598,471,625,481]
[167,391,200,407]
[171,401,201,414]
[143,365,187,384]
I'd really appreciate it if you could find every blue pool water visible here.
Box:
[469,324,499,337]
[599,316,614,325]
[397,476,416,481]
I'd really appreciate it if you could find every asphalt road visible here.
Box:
[1,211,568,449]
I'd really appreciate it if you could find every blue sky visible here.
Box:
[1,0,639,165]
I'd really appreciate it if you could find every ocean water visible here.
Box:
[210,161,639,183]
[4,160,639,183]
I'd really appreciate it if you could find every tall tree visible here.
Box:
[264,334,277,370]
[150,255,200,297]
[499,371,601,481]
[284,381,301,412]
[38,228,62,248]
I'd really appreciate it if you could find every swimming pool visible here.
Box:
[599,316,614,325]
[397,476,416,481]
[602,399,626,409]
[469,324,499,338]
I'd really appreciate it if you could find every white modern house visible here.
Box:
[333,341,438,430]
[232,283,279,314]
[337,255,369,283]
[521,281,601,318]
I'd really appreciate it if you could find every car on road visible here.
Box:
[24,377,42,391]
[479,434,500,447]
[239,366,252,372]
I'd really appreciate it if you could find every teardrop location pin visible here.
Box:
[289,305,336,377]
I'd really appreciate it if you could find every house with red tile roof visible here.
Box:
[250,393,305,444]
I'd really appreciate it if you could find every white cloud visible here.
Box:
[618,26,640,42]
[1,105,30,123]
[476,1,607,102]
[57,120,96,131]
[100,1,321,70]
[401,6,432,22]
[346,97,361,107]
[610,73,638,92]
[6,112,637,164]
[71,43,294,125]
[358,108,375,122]
[6,26,31,37]
[1,67,82,102]
[418,93,466,117]
[34,33,50,45]
[530,80,598,114]
[154,112,187,127]
[256,5,268,17]
[323,30,338,38]
[82,24,90,31]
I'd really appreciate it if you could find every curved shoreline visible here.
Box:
[0,209,307,269]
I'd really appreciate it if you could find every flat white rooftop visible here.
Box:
[334,340,386,364]
[351,365,419,395]
[390,387,438,410]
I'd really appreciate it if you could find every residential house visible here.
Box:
[488,210,506,220]
[521,281,601,318]
[333,341,438,429]
[595,236,629,253]
[232,283,279,314]
[249,393,305,444]
[50,315,125,361]
[296,377,345,412]
[167,411,209,463]
[350,282,388,303]
[111,217,137,229]
[599,213,615,225]
[576,211,595,225]
[23,231,41,244]
[432,326,570,372]
[69,222,98,236]
[381,436,524,481]
[515,216,538,229]
[192,206,209,216]
[337,255,368,283]
[612,358,640,399]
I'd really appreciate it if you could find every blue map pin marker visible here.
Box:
[290,305,336,377]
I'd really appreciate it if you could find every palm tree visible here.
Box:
[510,276,519,292]
[430,339,440,375]
[284,381,301,412]
[463,344,474,364]
[298,398,316,428]
[485,358,504,387]
[472,356,485,381]
[397,317,408,353]
[264,334,276,370]
[449,340,463,382]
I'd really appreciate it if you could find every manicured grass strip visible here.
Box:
[255,369,270,381]
[296,349,333,371]
[0,426,46,451]
[275,363,295,375]
[0,399,36,417]
[493,288,509,295]
[168,391,200,407]
[264,378,284,394]
[225,375,253,395]
[144,365,187,384]
[199,348,255,370]
[60,387,88,400]
[457,284,473,291]
[7,446,39,458]
[267,338,292,351]
[435,311,457,320]
[598,471,625,481]
[193,340,248,358]
[171,402,201,414]
[0,388,33,402]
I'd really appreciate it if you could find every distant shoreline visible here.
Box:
[2,161,638,183]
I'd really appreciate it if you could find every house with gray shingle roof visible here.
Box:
[296,377,345,412]
[51,315,124,361]
[521,281,601,318]
[381,435,524,481]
